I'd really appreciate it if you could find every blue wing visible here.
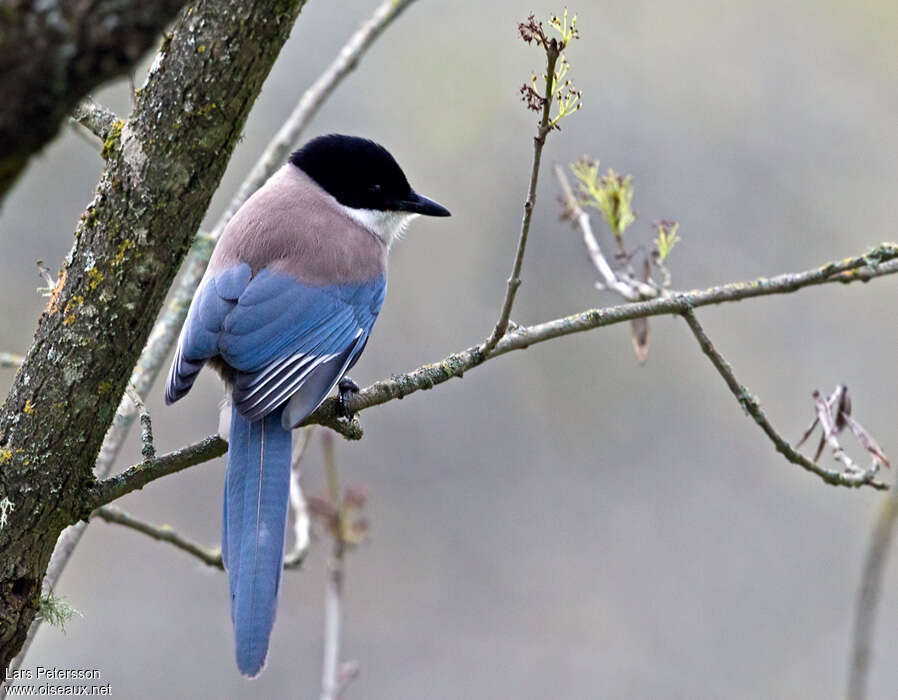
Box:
[166,264,385,427]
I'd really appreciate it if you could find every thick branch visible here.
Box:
[88,245,898,502]
[0,0,189,200]
[482,45,560,354]
[0,0,308,669]
[680,308,884,489]
[94,506,223,568]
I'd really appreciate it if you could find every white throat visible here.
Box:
[340,206,419,249]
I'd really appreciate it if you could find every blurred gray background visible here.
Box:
[2,0,898,697]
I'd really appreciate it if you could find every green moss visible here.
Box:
[101,120,125,160]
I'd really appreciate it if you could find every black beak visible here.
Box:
[396,191,451,217]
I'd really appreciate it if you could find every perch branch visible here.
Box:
[92,244,898,504]
[307,244,898,439]
[94,506,223,568]
[680,307,885,489]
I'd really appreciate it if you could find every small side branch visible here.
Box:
[0,353,23,368]
[308,245,898,446]
[91,435,228,509]
[92,505,305,571]
[70,99,119,142]
[94,506,223,568]
[81,246,898,505]
[680,307,885,489]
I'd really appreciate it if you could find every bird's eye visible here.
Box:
[369,184,382,193]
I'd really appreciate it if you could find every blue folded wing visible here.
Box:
[167,264,385,426]
[165,263,253,405]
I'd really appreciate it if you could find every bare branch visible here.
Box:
[680,307,885,489]
[91,436,228,509]
[320,431,345,700]
[94,506,223,568]
[848,493,898,700]
[482,44,561,355]
[308,244,898,441]
[125,386,155,462]
[92,505,306,571]
[556,164,658,300]
[70,99,118,142]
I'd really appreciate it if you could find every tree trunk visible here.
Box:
[0,0,307,669]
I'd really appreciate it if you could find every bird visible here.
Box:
[164,134,450,677]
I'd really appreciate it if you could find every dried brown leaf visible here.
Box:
[844,413,891,469]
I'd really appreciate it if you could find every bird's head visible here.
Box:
[289,134,450,247]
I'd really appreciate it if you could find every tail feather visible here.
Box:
[223,404,292,677]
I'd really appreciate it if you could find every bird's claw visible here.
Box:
[337,377,360,419]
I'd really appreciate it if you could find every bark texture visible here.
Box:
[0,0,193,201]
[0,0,306,669]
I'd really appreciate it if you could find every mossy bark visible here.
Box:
[0,0,307,669]
[0,0,193,202]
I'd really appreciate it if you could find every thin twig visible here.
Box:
[125,385,155,461]
[847,492,898,700]
[320,431,345,700]
[482,45,560,355]
[92,505,306,571]
[680,307,885,489]
[91,435,228,508]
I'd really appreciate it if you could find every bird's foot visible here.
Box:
[337,377,360,419]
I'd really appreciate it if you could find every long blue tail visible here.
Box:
[221,404,292,677]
